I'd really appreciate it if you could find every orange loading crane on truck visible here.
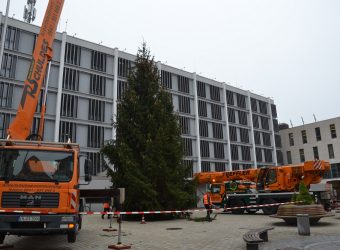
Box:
[195,160,330,215]
[0,0,91,244]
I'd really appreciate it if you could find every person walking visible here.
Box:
[102,197,111,219]
[203,192,212,222]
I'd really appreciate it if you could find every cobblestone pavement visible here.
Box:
[2,211,340,250]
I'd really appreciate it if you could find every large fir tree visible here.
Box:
[102,44,196,212]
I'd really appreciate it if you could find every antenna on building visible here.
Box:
[301,117,305,125]
[64,19,68,32]
[23,0,36,23]
[313,114,317,122]
[290,120,293,128]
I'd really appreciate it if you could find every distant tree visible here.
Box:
[102,43,196,212]
[293,182,314,205]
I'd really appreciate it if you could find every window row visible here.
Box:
[0,81,13,108]
[288,144,336,164]
[0,25,20,51]
[201,162,227,172]
[65,43,81,66]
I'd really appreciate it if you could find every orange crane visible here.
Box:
[195,160,330,215]
[0,0,91,244]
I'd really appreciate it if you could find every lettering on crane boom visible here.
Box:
[20,39,49,109]
[224,170,250,178]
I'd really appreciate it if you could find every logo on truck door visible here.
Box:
[20,39,49,109]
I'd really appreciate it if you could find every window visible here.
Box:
[226,90,234,105]
[214,142,225,159]
[201,162,211,172]
[299,149,305,162]
[178,76,189,93]
[117,80,128,100]
[178,96,191,114]
[210,85,220,101]
[197,81,206,98]
[1,53,17,78]
[59,121,76,143]
[61,94,78,118]
[199,120,208,137]
[330,124,337,139]
[259,101,267,114]
[273,119,279,132]
[254,131,261,145]
[256,147,263,162]
[252,114,259,128]
[91,50,106,72]
[251,98,257,112]
[260,116,269,130]
[211,103,222,120]
[275,134,282,148]
[87,125,104,148]
[239,128,249,143]
[88,99,105,122]
[0,81,13,107]
[262,132,271,146]
[236,93,246,109]
[1,26,20,51]
[232,163,240,170]
[63,68,79,91]
[271,104,277,118]
[229,126,237,142]
[200,140,210,157]
[179,116,190,135]
[227,108,236,123]
[328,144,335,159]
[289,133,294,146]
[87,152,105,176]
[287,151,292,164]
[183,138,193,156]
[65,43,81,65]
[238,110,248,125]
[0,113,11,139]
[161,71,172,89]
[230,144,239,160]
[264,149,272,163]
[215,162,225,172]
[241,145,251,161]
[183,160,193,178]
[90,74,106,96]
[118,58,132,77]
[313,146,319,160]
[198,100,207,117]
[315,127,321,141]
[301,130,307,144]
[212,122,223,139]
[243,164,252,170]
[277,150,284,165]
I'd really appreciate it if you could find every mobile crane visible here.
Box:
[0,0,91,243]
[195,160,331,215]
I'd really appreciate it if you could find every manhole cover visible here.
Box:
[166,227,182,230]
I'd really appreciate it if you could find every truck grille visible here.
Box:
[1,192,59,208]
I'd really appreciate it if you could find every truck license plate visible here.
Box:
[18,216,40,222]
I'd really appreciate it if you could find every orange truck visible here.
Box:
[0,0,91,243]
[195,160,331,215]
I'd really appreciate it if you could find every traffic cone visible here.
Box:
[140,215,146,224]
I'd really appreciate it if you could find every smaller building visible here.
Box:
[279,117,340,199]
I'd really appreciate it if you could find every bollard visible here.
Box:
[297,214,310,236]
[108,214,131,249]
[103,213,117,232]
[140,215,146,224]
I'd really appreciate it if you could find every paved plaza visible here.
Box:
[2,211,340,249]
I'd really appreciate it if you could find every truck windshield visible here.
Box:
[0,149,74,182]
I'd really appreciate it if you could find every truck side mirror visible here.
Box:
[84,159,92,183]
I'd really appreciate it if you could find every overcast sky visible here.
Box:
[2,0,340,126]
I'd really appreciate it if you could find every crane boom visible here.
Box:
[7,0,64,140]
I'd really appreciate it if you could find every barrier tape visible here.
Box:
[0,201,302,215]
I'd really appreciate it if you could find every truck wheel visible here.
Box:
[230,199,245,214]
[67,231,77,243]
[0,234,5,244]
[261,198,278,215]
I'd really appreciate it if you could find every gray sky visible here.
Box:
[2,0,340,126]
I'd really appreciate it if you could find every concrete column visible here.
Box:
[223,84,232,170]
[268,98,278,166]
[247,91,257,168]
[54,32,67,142]
[112,48,119,140]
[192,73,201,173]
[0,1,10,68]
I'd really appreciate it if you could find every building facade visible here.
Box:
[0,15,283,189]
[280,117,340,179]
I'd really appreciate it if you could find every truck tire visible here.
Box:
[0,234,5,244]
[229,199,245,214]
[67,231,77,243]
[261,198,278,215]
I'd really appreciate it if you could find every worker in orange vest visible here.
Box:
[203,192,212,222]
[102,197,111,219]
